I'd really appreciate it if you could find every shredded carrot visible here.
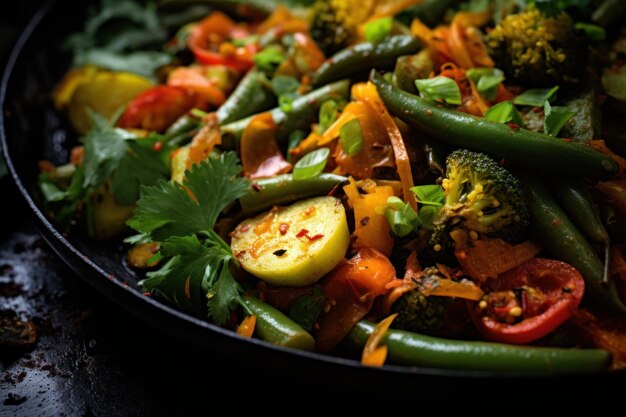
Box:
[361,313,397,367]
[352,82,416,211]
[369,0,424,21]
[236,315,257,338]
[452,230,542,283]
[421,278,484,300]
[188,113,222,167]
[449,17,474,69]
[468,78,491,115]
[257,6,308,34]
[240,113,292,179]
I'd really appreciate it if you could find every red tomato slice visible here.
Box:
[467,258,585,344]
[187,11,257,71]
[117,86,204,132]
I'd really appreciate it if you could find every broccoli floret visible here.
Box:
[485,8,587,86]
[392,287,455,336]
[428,150,529,254]
[309,0,376,56]
[391,267,468,337]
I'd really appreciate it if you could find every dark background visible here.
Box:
[1,2,624,416]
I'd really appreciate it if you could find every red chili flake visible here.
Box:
[532,107,542,113]
[252,182,263,192]
[507,123,520,130]
[235,250,246,259]
[122,282,129,287]
[360,216,370,226]
[241,225,250,233]
[499,158,507,167]
[552,219,561,226]
[562,138,573,143]
[143,292,152,297]
[308,98,317,105]
[108,274,117,280]
[426,109,433,116]
[296,229,309,238]
[308,234,324,241]
[279,223,289,235]
[152,141,163,151]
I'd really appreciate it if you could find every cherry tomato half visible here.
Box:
[187,11,257,71]
[467,258,585,344]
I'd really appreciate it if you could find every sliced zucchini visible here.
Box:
[231,196,349,287]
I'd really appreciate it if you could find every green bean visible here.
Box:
[393,49,434,94]
[395,0,462,27]
[547,176,610,245]
[370,70,617,180]
[311,36,422,87]
[347,321,610,373]
[239,173,347,216]
[221,79,350,143]
[242,296,315,351]
[522,173,626,316]
[217,69,275,125]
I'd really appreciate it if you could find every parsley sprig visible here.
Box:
[128,152,251,324]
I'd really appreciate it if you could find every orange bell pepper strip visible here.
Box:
[188,113,221,167]
[240,113,292,179]
[451,229,542,283]
[352,83,417,211]
[344,178,395,256]
[361,313,398,367]
[167,67,226,107]
[256,6,309,35]
[315,247,396,352]
[236,315,257,338]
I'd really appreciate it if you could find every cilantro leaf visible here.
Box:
[143,234,242,323]
[82,112,169,205]
[111,140,170,204]
[128,152,250,241]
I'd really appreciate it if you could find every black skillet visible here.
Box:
[1,0,624,393]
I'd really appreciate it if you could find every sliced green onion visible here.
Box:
[411,184,445,207]
[514,86,559,107]
[292,148,330,180]
[271,75,300,97]
[364,17,394,44]
[575,22,606,41]
[484,101,525,126]
[476,74,505,101]
[339,118,364,157]
[415,77,462,106]
[384,196,420,237]
[544,100,575,137]
[466,67,504,84]
[279,95,294,112]
[317,100,339,134]
[254,46,285,73]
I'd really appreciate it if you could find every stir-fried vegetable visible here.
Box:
[37,0,626,373]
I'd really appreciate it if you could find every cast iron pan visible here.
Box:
[2,0,623,391]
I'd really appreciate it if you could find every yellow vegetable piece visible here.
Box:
[67,71,153,135]
[91,184,135,240]
[170,146,190,183]
[51,65,100,110]
[231,196,350,287]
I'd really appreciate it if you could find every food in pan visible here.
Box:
[38,0,626,372]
